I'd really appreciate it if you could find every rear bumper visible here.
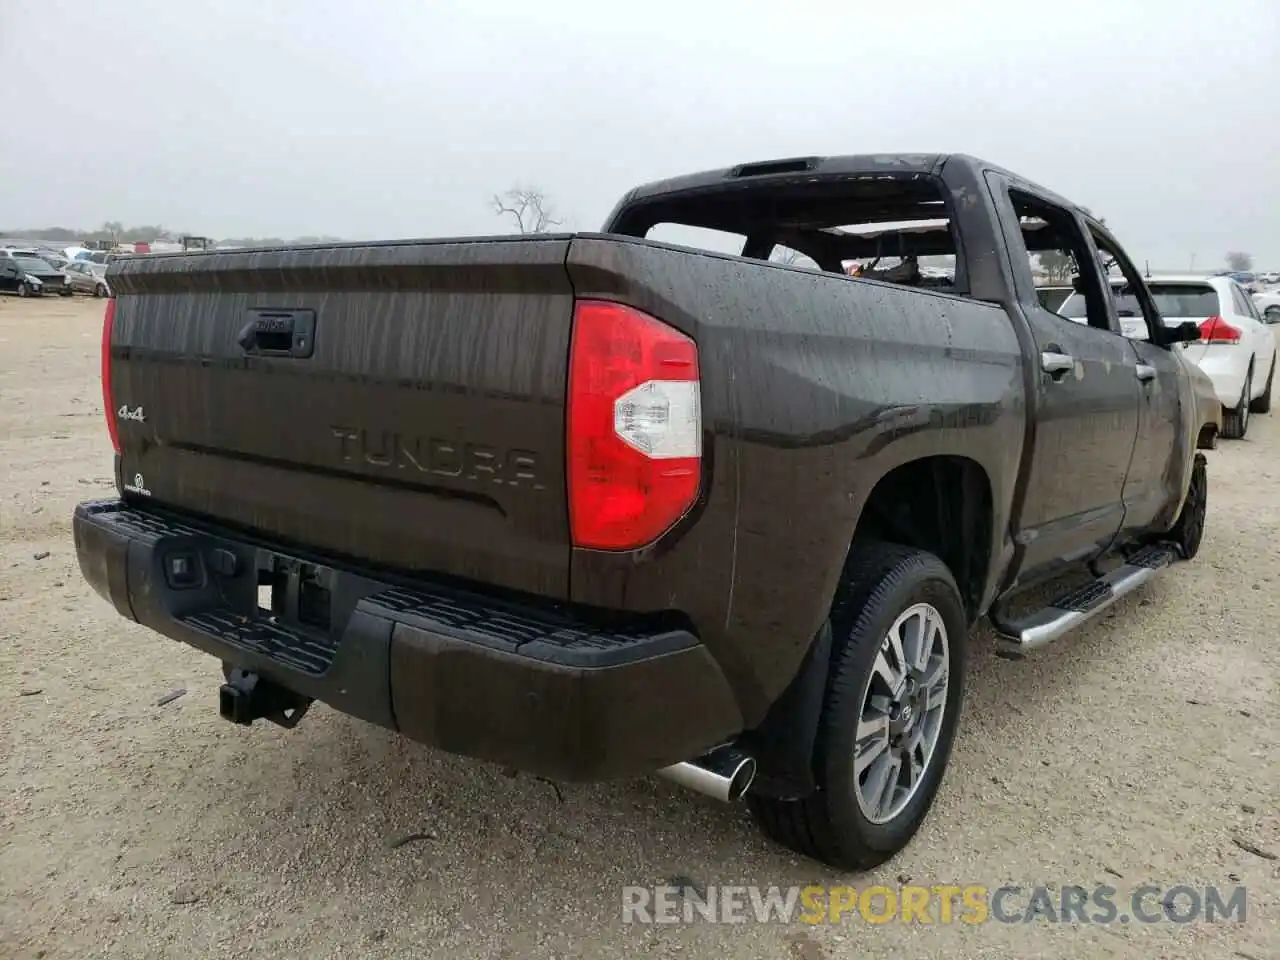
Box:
[1190,347,1249,408]
[73,499,744,781]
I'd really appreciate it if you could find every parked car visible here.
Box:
[1253,287,1280,323]
[1063,275,1275,439]
[64,260,111,297]
[70,249,112,265]
[1035,284,1073,311]
[1059,278,1154,341]
[75,153,1219,871]
[0,257,42,296]
[0,251,73,297]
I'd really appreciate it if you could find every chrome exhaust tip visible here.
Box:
[657,745,757,803]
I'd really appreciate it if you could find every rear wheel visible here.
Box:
[1249,358,1273,414]
[1221,367,1252,439]
[1168,453,1207,560]
[748,542,967,871]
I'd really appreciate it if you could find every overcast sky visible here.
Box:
[3,0,1277,268]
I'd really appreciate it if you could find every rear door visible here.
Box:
[1240,289,1279,389]
[64,262,82,290]
[0,256,19,292]
[106,237,576,599]
[986,175,1141,582]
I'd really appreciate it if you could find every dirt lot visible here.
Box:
[1,295,1276,960]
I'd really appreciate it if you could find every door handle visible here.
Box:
[1135,364,1157,382]
[1040,351,1075,378]
[236,309,316,358]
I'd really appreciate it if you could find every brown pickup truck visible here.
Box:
[76,153,1219,870]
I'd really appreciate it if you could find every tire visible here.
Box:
[94,283,107,298]
[17,283,29,298]
[1220,367,1252,439]
[1249,358,1273,414]
[747,542,968,871]
[1168,453,1207,560]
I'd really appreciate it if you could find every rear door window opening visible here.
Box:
[616,174,970,297]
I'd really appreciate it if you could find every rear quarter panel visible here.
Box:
[1185,356,1222,439]
[566,237,1025,724]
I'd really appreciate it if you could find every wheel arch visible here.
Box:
[744,454,995,800]
[842,455,995,625]
[1196,422,1218,450]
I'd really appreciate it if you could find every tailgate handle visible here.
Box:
[238,309,316,358]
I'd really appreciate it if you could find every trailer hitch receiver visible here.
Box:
[218,668,313,729]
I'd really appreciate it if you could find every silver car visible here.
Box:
[64,260,111,297]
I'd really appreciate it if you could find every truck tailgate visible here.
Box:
[105,238,575,598]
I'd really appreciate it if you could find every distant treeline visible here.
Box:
[2,224,343,247]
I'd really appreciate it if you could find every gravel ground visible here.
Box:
[1,296,1276,960]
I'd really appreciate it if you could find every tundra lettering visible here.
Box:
[330,426,543,489]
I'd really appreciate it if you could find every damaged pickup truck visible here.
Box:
[75,153,1220,870]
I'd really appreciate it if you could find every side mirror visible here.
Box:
[1164,320,1203,345]
[1070,274,1087,293]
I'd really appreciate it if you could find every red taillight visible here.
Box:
[1198,315,1242,343]
[102,298,120,454]
[566,300,702,551]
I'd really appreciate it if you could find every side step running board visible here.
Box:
[995,545,1176,651]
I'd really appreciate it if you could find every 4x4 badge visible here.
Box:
[118,405,146,423]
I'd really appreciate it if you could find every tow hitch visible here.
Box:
[218,668,313,729]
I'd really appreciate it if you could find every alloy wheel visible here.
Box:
[853,602,950,824]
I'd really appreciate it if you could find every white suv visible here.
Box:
[1060,275,1276,439]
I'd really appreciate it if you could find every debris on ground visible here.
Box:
[388,831,438,849]
[1231,836,1277,861]
[169,885,202,905]
[156,688,187,707]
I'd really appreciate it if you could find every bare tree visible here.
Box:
[1225,251,1253,272]
[492,187,561,234]
[1038,251,1075,283]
